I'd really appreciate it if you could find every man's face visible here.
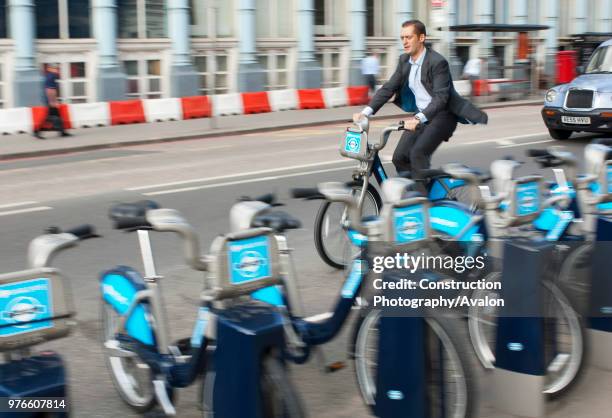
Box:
[400,25,425,56]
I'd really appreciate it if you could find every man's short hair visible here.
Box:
[402,19,427,37]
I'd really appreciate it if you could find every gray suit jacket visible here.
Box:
[368,48,488,125]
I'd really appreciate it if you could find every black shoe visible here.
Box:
[33,131,44,140]
[60,132,72,137]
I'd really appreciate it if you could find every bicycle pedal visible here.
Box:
[325,361,346,373]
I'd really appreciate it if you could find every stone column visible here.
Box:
[167,0,200,97]
[572,0,588,35]
[10,0,43,106]
[395,0,413,53]
[478,0,497,79]
[237,0,266,92]
[348,0,367,85]
[296,0,322,88]
[93,0,126,101]
[446,0,462,79]
[544,0,559,83]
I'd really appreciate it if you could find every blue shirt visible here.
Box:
[408,49,432,123]
[44,72,59,105]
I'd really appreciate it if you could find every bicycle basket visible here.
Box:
[0,268,75,351]
[204,228,283,301]
[340,129,369,161]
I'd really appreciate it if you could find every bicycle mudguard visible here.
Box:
[428,202,481,241]
[99,266,154,346]
[428,177,466,201]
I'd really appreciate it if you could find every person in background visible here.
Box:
[361,52,380,97]
[34,64,72,139]
[462,57,482,99]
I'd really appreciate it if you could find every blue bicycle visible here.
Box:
[1,225,98,418]
[315,118,479,269]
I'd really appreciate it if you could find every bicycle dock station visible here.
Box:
[491,239,552,418]
[588,217,612,371]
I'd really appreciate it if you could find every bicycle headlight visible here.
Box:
[545,89,557,103]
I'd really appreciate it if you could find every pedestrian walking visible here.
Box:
[34,64,72,139]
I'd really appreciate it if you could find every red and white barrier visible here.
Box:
[142,98,183,122]
[268,89,298,112]
[212,93,244,117]
[322,87,348,108]
[69,102,110,128]
[0,107,33,134]
[0,84,478,135]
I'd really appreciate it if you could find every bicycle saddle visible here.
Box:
[251,210,302,232]
[109,200,160,230]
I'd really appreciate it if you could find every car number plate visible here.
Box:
[561,116,590,125]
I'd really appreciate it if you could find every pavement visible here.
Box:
[0,98,542,160]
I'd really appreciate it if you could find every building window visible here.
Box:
[493,0,508,23]
[257,50,289,89]
[456,0,473,25]
[0,0,7,39]
[316,49,342,87]
[314,0,345,37]
[189,0,234,38]
[36,0,91,39]
[366,0,395,37]
[42,61,89,103]
[256,0,293,38]
[194,54,230,95]
[118,0,166,39]
[123,59,162,99]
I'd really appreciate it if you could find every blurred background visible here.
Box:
[0,0,610,109]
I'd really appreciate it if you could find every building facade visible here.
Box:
[0,0,610,108]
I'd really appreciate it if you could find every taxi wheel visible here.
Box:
[549,128,573,140]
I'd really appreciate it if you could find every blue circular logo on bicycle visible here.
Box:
[398,217,422,238]
[233,251,268,278]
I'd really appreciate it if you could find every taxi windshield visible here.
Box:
[585,45,612,74]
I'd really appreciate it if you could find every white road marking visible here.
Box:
[497,139,554,148]
[0,206,53,217]
[128,159,347,191]
[460,132,548,146]
[143,165,354,196]
[0,201,39,209]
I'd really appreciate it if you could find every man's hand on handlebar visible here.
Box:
[353,112,366,123]
[403,117,420,132]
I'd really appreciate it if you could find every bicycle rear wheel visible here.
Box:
[468,273,584,397]
[353,309,476,418]
[314,184,381,269]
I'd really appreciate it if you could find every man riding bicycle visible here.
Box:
[353,20,488,190]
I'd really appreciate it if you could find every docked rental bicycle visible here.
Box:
[100,200,305,417]
[315,117,480,269]
[291,178,477,418]
[1,225,98,418]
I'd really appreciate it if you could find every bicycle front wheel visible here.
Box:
[314,184,381,269]
[354,309,476,418]
[260,354,307,418]
[101,302,158,412]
